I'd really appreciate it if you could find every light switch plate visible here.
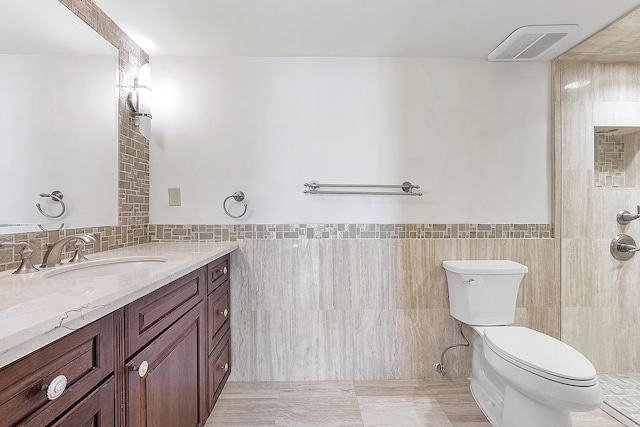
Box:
[168,187,181,206]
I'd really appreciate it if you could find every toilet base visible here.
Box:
[471,372,573,427]
[470,335,582,427]
[501,384,571,427]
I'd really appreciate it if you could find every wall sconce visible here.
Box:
[128,63,152,139]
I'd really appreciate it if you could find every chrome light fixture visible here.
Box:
[128,63,152,139]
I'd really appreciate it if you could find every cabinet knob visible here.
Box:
[220,363,229,372]
[132,360,149,378]
[43,374,67,400]
[219,266,228,275]
[220,308,229,318]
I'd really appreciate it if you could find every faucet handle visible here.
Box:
[617,206,640,225]
[68,240,89,263]
[0,242,39,274]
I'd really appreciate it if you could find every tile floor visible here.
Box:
[205,380,623,426]
[600,374,640,426]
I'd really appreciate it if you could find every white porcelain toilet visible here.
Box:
[442,260,602,427]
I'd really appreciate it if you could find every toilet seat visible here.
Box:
[482,326,598,387]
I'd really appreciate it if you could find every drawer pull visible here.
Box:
[219,266,228,275]
[132,360,149,378]
[220,309,229,318]
[43,375,67,400]
[220,363,229,372]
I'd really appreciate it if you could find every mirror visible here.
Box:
[0,0,119,234]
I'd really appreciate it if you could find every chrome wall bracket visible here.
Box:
[223,191,248,219]
[36,191,66,219]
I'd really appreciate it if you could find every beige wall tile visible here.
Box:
[230,239,557,382]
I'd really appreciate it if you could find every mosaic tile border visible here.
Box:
[149,223,554,242]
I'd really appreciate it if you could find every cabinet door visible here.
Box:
[126,302,206,427]
[50,376,115,427]
[207,279,230,352]
[207,328,231,413]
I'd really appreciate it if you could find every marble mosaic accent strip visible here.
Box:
[148,223,554,242]
[595,134,625,188]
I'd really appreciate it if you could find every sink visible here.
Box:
[43,256,167,280]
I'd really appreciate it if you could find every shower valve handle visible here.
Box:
[617,205,640,225]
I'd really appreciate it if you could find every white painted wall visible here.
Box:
[150,57,551,224]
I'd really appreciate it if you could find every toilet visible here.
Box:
[442,260,602,427]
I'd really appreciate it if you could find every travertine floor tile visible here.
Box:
[205,380,625,426]
[276,396,364,426]
[206,398,279,426]
[358,395,452,427]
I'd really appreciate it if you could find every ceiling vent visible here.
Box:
[488,25,578,61]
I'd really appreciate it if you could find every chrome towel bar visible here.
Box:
[304,181,422,196]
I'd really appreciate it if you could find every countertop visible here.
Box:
[0,241,238,369]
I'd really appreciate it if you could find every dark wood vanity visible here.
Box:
[0,253,232,426]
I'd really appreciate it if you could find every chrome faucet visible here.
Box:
[0,242,39,274]
[41,234,96,268]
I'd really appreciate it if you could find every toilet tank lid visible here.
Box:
[442,260,528,274]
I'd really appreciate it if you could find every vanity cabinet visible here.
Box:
[0,314,114,426]
[206,254,231,412]
[0,251,233,427]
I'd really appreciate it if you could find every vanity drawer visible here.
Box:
[50,376,115,427]
[0,314,114,427]
[208,328,230,412]
[208,279,230,352]
[126,266,205,358]
[207,255,230,294]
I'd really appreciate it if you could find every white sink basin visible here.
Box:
[43,256,167,280]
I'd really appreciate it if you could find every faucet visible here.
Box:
[0,242,39,274]
[40,234,96,268]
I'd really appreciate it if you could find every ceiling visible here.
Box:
[94,0,640,58]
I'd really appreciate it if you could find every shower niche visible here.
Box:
[594,126,640,188]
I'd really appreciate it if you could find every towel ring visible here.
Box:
[223,191,248,219]
[36,191,66,219]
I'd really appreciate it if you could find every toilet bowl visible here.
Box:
[442,260,602,427]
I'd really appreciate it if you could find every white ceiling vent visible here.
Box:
[488,25,578,61]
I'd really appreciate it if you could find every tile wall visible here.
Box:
[150,225,558,381]
[226,237,558,381]
[557,60,640,374]
[0,0,149,272]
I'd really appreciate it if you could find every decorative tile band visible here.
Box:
[148,223,554,242]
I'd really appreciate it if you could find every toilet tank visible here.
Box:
[442,260,528,326]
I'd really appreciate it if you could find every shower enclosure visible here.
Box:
[557,59,640,426]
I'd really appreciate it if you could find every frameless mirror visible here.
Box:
[0,0,119,234]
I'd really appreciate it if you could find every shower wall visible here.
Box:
[558,61,640,374]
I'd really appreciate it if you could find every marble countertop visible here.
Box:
[0,241,238,369]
